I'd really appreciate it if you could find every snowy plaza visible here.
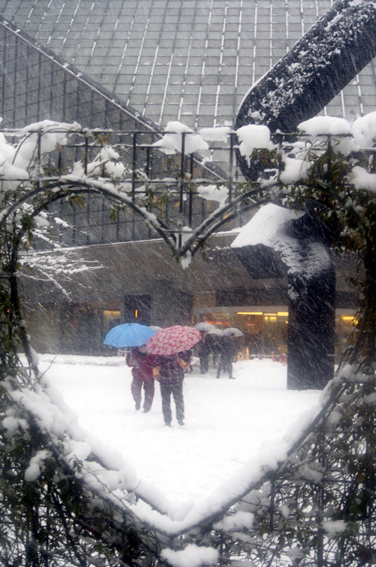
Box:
[39,355,321,515]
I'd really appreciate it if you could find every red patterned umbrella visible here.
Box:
[146,325,201,355]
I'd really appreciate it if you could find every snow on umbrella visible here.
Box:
[104,323,156,348]
[146,325,202,355]
[207,327,223,336]
[194,322,216,332]
[222,327,244,337]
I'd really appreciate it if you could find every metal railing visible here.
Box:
[2,126,376,253]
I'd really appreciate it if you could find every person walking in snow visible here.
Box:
[216,334,238,379]
[210,334,222,367]
[196,331,212,374]
[126,346,156,412]
[153,350,191,426]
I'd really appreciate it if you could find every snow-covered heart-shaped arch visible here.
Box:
[2,118,376,565]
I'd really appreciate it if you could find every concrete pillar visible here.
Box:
[287,263,335,390]
[235,212,336,390]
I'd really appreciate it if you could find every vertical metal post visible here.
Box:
[188,153,194,227]
[132,132,137,241]
[178,132,186,249]
[146,146,151,179]
[145,133,153,239]
[13,39,18,126]
[83,134,90,244]
[62,73,67,122]
[84,135,90,244]
[37,129,42,193]
[179,132,186,215]
[229,132,234,202]
[37,53,42,119]
[84,134,89,175]
[149,132,156,180]
[132,132,137,202]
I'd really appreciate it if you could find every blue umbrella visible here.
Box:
[104,323,156,348]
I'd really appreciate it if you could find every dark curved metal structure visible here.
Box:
[236,0,376,179]
[235,0,376,390]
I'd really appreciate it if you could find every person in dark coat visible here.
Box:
[216,334,238,379]
[196,331,212,374]
[210,333,222,367]
[153,350,191,426]
[126,346,156,412]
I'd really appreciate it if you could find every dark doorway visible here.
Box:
[124,295,152,324]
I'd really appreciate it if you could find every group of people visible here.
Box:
[126,347,191,427]
[125,330,239,427]
[196,331,239,379]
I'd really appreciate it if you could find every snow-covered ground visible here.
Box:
[40,355,321,508]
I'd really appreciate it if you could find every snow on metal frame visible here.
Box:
[236,0,376,180]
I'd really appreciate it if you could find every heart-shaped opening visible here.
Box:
[2,122,335,538]
[37,353,321,529]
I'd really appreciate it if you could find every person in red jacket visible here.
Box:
[126,346,156,412]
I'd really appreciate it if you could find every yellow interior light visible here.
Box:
[237,311,263,315]
[134,309,139,318]
[342,315,355,321]
[264,313,277,317]
[277,312,289,317]
[103,310,120,320]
